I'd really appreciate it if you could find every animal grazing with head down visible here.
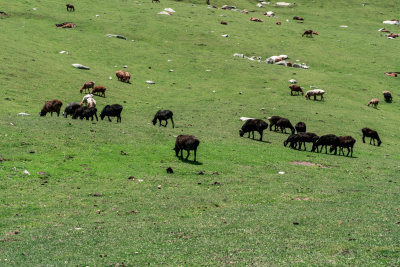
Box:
[362,128,381,146]
[72,106,88,119]
[40,100,63,117]
[63,102,80,118]
[116,70,125,81]
[295,122,306,133]
[305,89,325,100]
[302,30,318,37]
[267,115,282,131]
[283,134,300,149]
[66,4,75,11]
[123,72,131,83]
[80,81,95,94]
[152,110,174,128]
[367,98,379,108]
[330,136,356,157]
[293,16,304,20]
[239,119,268,141]
[250,17,264,22]
[311,134,339,154]
[80,107,98,121]
[383,91,392,102]
[276,118,295,134]
[80,94,96,108]
[100,104,123,123]
[56,22,76,28]
[174,135,200,162]
[289,84,304,95]
[92,86,106,97]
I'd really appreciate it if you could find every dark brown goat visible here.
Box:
[295,122,306,133]
[311,134,339,154]
[362,128,381,146]
[330,136,356,157]
[302,30,318,37]
[152,110,174,128]
[290,84,304,95]
[116,70,125,81]
[80,81,95,94]
[297,132,319,150]
[174,135,200,161]
[276,118,295,134]
[72,106,88,119]
[80,107,98,121]
[66,4,75,11]
[239,119,268,141]
[40,100,63,117]
[92,86,106,97]
[268,116,282,131]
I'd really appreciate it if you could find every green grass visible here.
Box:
[1,0,400,265]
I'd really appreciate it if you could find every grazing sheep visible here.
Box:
[268,115,282,131]
[383,91,392,102]
[221,21,228,25]
[295,122,306,133]
[297,132,319,151]
[302,30,318,37]
[239,119,268,141]
[66,4,75,11]
[123,72,131,83]
[72,106,88,119]
[80,94,96,107]
[276,118,295,134]
[80,107,98,121]
[56,22,76,28]
[174,135,200,161]
[116,70,125,81]
[80,81,95,94]
[250,17,264,22]
[40,100,63,117]
[152,110,174,128]
[293,16,304,20]
[362,128,381,146]
[367,98,379,108]
[92,86,106,97]
[63,102,80,118]
[100,104,123,123]
[283,134,300,149]
[330,136,356,157]
[311,134,339,154]
[305,89,325,100]
[289,84,304,95]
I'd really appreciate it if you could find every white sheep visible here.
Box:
[305,89,325,100]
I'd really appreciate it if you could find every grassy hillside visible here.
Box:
[0,0,399,265]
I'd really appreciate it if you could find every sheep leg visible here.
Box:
[108,116,112,122]
[159,119,161,126]
[247,132,250,138]
[362,136,365,143]
[291,91,293,96]
[185,150,190,160]
[118,115,121,123]
[314,95,316,100]
[95,114,98,121]
[303,142,307,150]
[180,149,183,159]
[194,149,197,162]
[164,120,168,127]
[252,131,255,139]
[259,131,263,141]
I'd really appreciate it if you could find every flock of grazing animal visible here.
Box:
[36,2,390,162]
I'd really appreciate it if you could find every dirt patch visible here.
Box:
[290,161,327,168]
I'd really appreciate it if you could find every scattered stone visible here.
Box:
[105,34,127,40]
[169,69,174,72]
[278,171,285,174]
[166,167,173,174]
[157,185,162,189]
[123,65,128,68]
[212,181,221,185]
[276,2,292,6]
[120,150,127,155]
[29,150,35,154]
[289,79,297,83]
[146,80,155,84]
[91,193,103,197]
[23,170,30,176]
[109,76,112,80]
[196,171,204,175]
[17,113,30,116]
[59,51,69,54]
[72,64,90,70]
[221,34,229,37]
[293,222,299,225]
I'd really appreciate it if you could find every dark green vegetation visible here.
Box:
[1,0,400,265]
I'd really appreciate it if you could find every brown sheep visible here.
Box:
[250,17,264,22]
[40,100,63,117]
[66,4,75,11]
[116,70,125,81]
[174,135,200,161]
[289,84,304,95]
[367,98,379,108]
[302,30,318,37]
[123,72,131,83]
[80,81,95,94]
[92,86,106,97]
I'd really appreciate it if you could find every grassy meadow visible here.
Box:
[0,0,399,265]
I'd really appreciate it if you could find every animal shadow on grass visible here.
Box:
[179,158,203,165]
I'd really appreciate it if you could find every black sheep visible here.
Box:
[267,116,282,131]
[283,134,300,149]
[100,104,123,123]
[152,110,174,128]
[362,128,381,146]
[80,107,98,121]
[330,136,356,157]
[72,106,88,119]
[311,134,339,154]
[63,102,81,118]
[295,122,306,133]
[276,118,295,134]
[174,135,200,161]
[297,132,319,150]
[239,119,268,141]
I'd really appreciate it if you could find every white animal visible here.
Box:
[305,89,325,100]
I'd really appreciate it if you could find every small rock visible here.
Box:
[212,181,221,185]
[239,92,243,95]
[72,64,90,70]
[221,34,229,37]
[278,171,285,174]
[169,69,174,72]
[293,222,299,225]
[166,167,174,174]
[260,108,265,111]
[17,112,30,116]
[109,76,112,80]
[29,150,35,154]
[212,90,216,93]
[157,185,162,189]
[197,171,204,175]
[91,193,103,197]
[123,65,128,68]
[23,170,30,176]
[120,150,127,155]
